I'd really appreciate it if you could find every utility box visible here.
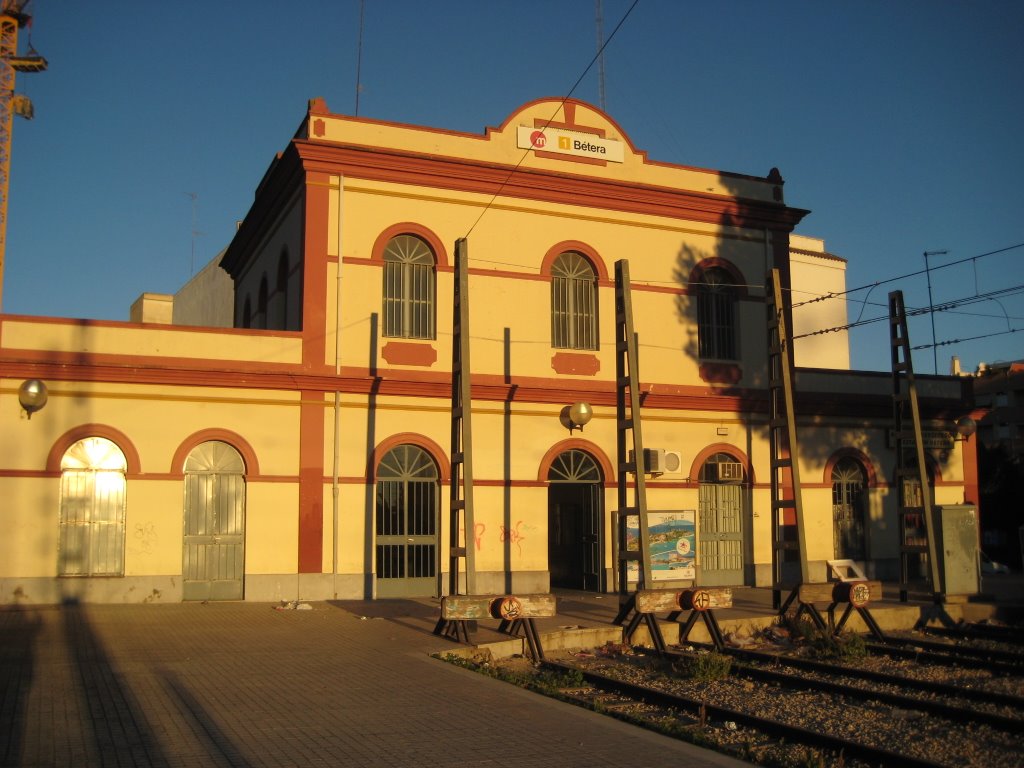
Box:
[932,505,980,596]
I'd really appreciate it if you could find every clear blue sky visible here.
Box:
[5,0,1023,373]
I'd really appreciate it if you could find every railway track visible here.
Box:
[864,633,1024,674]
[917,621,1024,645]
[668,645,1024,733]
[538,648,1023,768]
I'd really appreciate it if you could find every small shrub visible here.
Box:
[672,650,732,682]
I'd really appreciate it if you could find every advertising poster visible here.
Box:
[625,510,696,584]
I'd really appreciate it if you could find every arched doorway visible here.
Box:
[375,444,439,598]
[698,452,747,586]
[58,437,127,576]
[183,441,246,601]
[547,449,604,591]
[832,457,867,561]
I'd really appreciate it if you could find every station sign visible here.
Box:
[886,429,955,452]
[517,125,624,163]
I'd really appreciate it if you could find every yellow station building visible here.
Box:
[0,98,976,604]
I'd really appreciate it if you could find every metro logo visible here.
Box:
[516,125,624,163]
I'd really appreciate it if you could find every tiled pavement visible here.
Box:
[1,599,751,768]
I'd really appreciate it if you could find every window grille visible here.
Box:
[697,267,737,360]
[383,235,436,339]
[551,251,598,350]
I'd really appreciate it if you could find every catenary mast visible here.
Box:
[0,0,46,312]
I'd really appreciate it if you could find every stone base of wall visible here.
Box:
[0,576,182,606]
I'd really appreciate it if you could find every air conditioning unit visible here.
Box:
[661,450,684,477]
[719,461,744,481]
[628,449,683,476]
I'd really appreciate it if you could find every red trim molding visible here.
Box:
[293,142,810,233]
[370,433,451,483]
[382,341,438,367]
[551,352,601,376]
[537,439,615,485]
[369,222,450,267]
[298,389,325,573]
[302,170,330,372]
[46,424,142,475]
[688,258,750,298]
[540,240,610,281]
[531,105,609,166]
[822,447,878,487]
[169,429,261,478]
[699,363,742,385]
[688,443,754,485]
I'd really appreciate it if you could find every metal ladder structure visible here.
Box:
[764,269,889,636]
[889,290,941,602]
[612,259,736,652]
[767,268,812,610]
[434,239,556,657]
[435,239,477,642]
[611,259,657,635]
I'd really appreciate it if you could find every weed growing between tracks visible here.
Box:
[783,615,868,661]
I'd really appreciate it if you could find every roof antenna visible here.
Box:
[595,0,607,110]
[923,249,948,374]
[354,0,365,116]
[185,192,202,277]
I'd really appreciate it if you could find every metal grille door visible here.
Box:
[376,445,439,598]
[698,479,745,586]
[183,442,246,601]
[58,438,127,576]
[832,459,867,560]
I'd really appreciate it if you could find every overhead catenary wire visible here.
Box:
[792,283,1024,342]
[790,241,1024,310]
[462,0,641,241]
[442,0,1021,361]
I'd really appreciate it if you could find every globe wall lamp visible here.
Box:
[560,402,593,433]
[18,379,47,419]
[953,416,976,443]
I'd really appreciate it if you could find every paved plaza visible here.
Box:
[0,599,750,768]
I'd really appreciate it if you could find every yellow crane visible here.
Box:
[0,0,46,312]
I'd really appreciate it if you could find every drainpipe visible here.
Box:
[332,176,344,597]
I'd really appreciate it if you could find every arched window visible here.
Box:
[697,267,737,360]
[383,235,436,339]
[241,296,252,329]
[276,250,289,329]
[58,437,128,576]
[375,444,439,596]
[547,449,602,483]
[551,252,598,350]
[831,457,867,560]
